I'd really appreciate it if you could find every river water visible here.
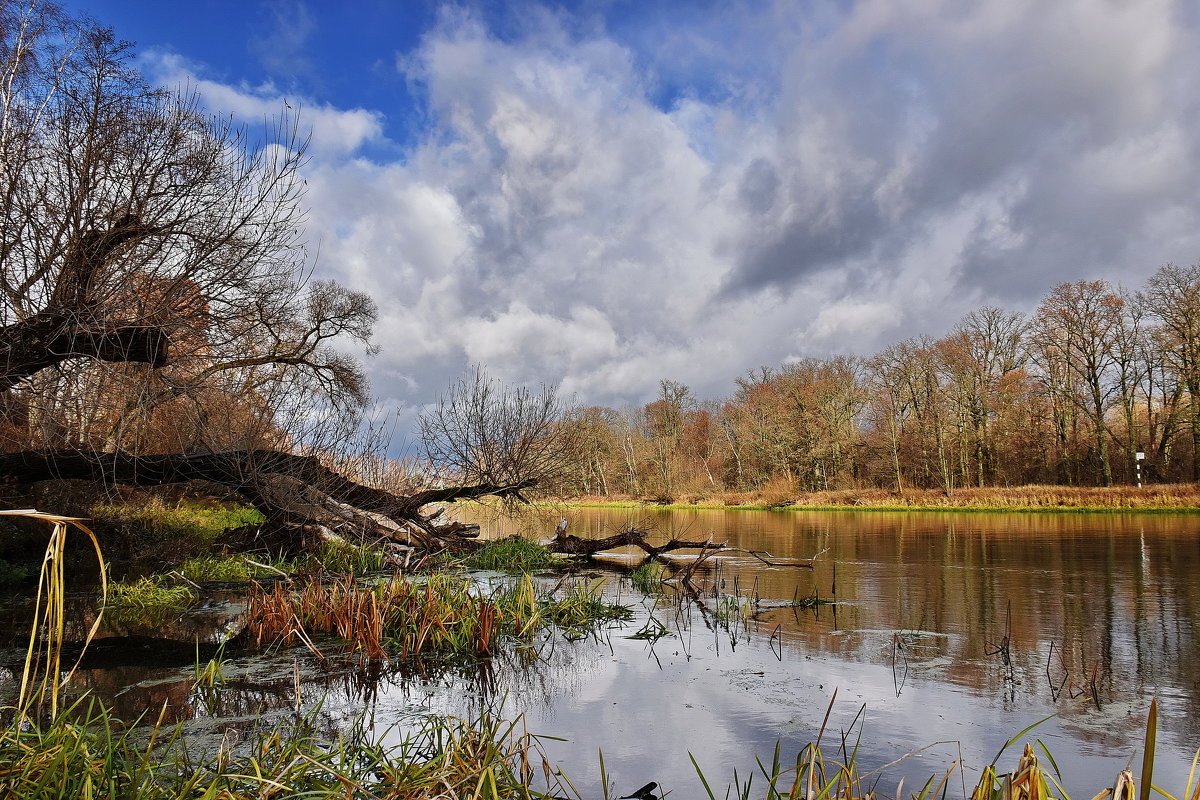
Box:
[452,506,1200,796]
[1,507,1197,798]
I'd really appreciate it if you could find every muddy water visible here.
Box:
[1,507,1198,798]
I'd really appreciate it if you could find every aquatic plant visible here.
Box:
[465,536,554,572]
[630,559,666,593]
[109,575,197,611]
[539,579,633,636]
[192,643,227,690]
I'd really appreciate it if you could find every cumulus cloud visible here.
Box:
[171,0,1200,417]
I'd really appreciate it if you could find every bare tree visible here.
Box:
[0,1,374,444]
[1030,281,1128,486]
[418,366,578,497]
[1139,263,1200,479]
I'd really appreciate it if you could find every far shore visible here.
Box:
[552,484,1200,513]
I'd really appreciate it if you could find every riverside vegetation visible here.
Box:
[563,483,1200,512]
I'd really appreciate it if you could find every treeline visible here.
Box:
[556,266,1200,498]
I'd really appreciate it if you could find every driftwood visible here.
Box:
[549,525,726,557]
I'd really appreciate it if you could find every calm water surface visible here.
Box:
[1,507,1196,798]
[453,507,1200,795]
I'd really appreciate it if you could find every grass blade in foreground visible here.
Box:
[1,509,106,719]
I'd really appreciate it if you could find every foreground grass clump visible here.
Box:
[0,699,571,800]
[464,536,553,572]
[246,572,632,660]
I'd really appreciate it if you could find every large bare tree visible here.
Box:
[0,1,374,438]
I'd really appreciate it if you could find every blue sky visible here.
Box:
[59,0,1200,425]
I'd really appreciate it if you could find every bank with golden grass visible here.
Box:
[562,483,1200,512]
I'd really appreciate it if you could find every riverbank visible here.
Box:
[560,483,1200,512]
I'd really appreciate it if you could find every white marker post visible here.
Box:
[1135,451,1145,488]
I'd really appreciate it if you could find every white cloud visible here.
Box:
[145,52,384,157]
[165,0,1200,419]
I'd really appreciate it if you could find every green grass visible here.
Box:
[308,538,390,573]
[464,536,553,572]
[91,501,264,545]
[177,553,299,583]
[630,560,666,593]
[108,575,197,610]
[0,698,574,800]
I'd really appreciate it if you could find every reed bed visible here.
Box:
[245,572,632,661]
[247,573,501,659]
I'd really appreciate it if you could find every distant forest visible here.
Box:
[556,266,1200,497]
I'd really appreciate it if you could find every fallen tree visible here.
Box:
[0,448,538,552]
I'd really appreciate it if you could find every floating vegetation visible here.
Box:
[626,615,671,642]
[464,536,553,572]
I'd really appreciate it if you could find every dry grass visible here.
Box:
[569,483,1200,512]
[246,573,502,660]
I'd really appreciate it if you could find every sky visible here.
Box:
[63,0,1200,425]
